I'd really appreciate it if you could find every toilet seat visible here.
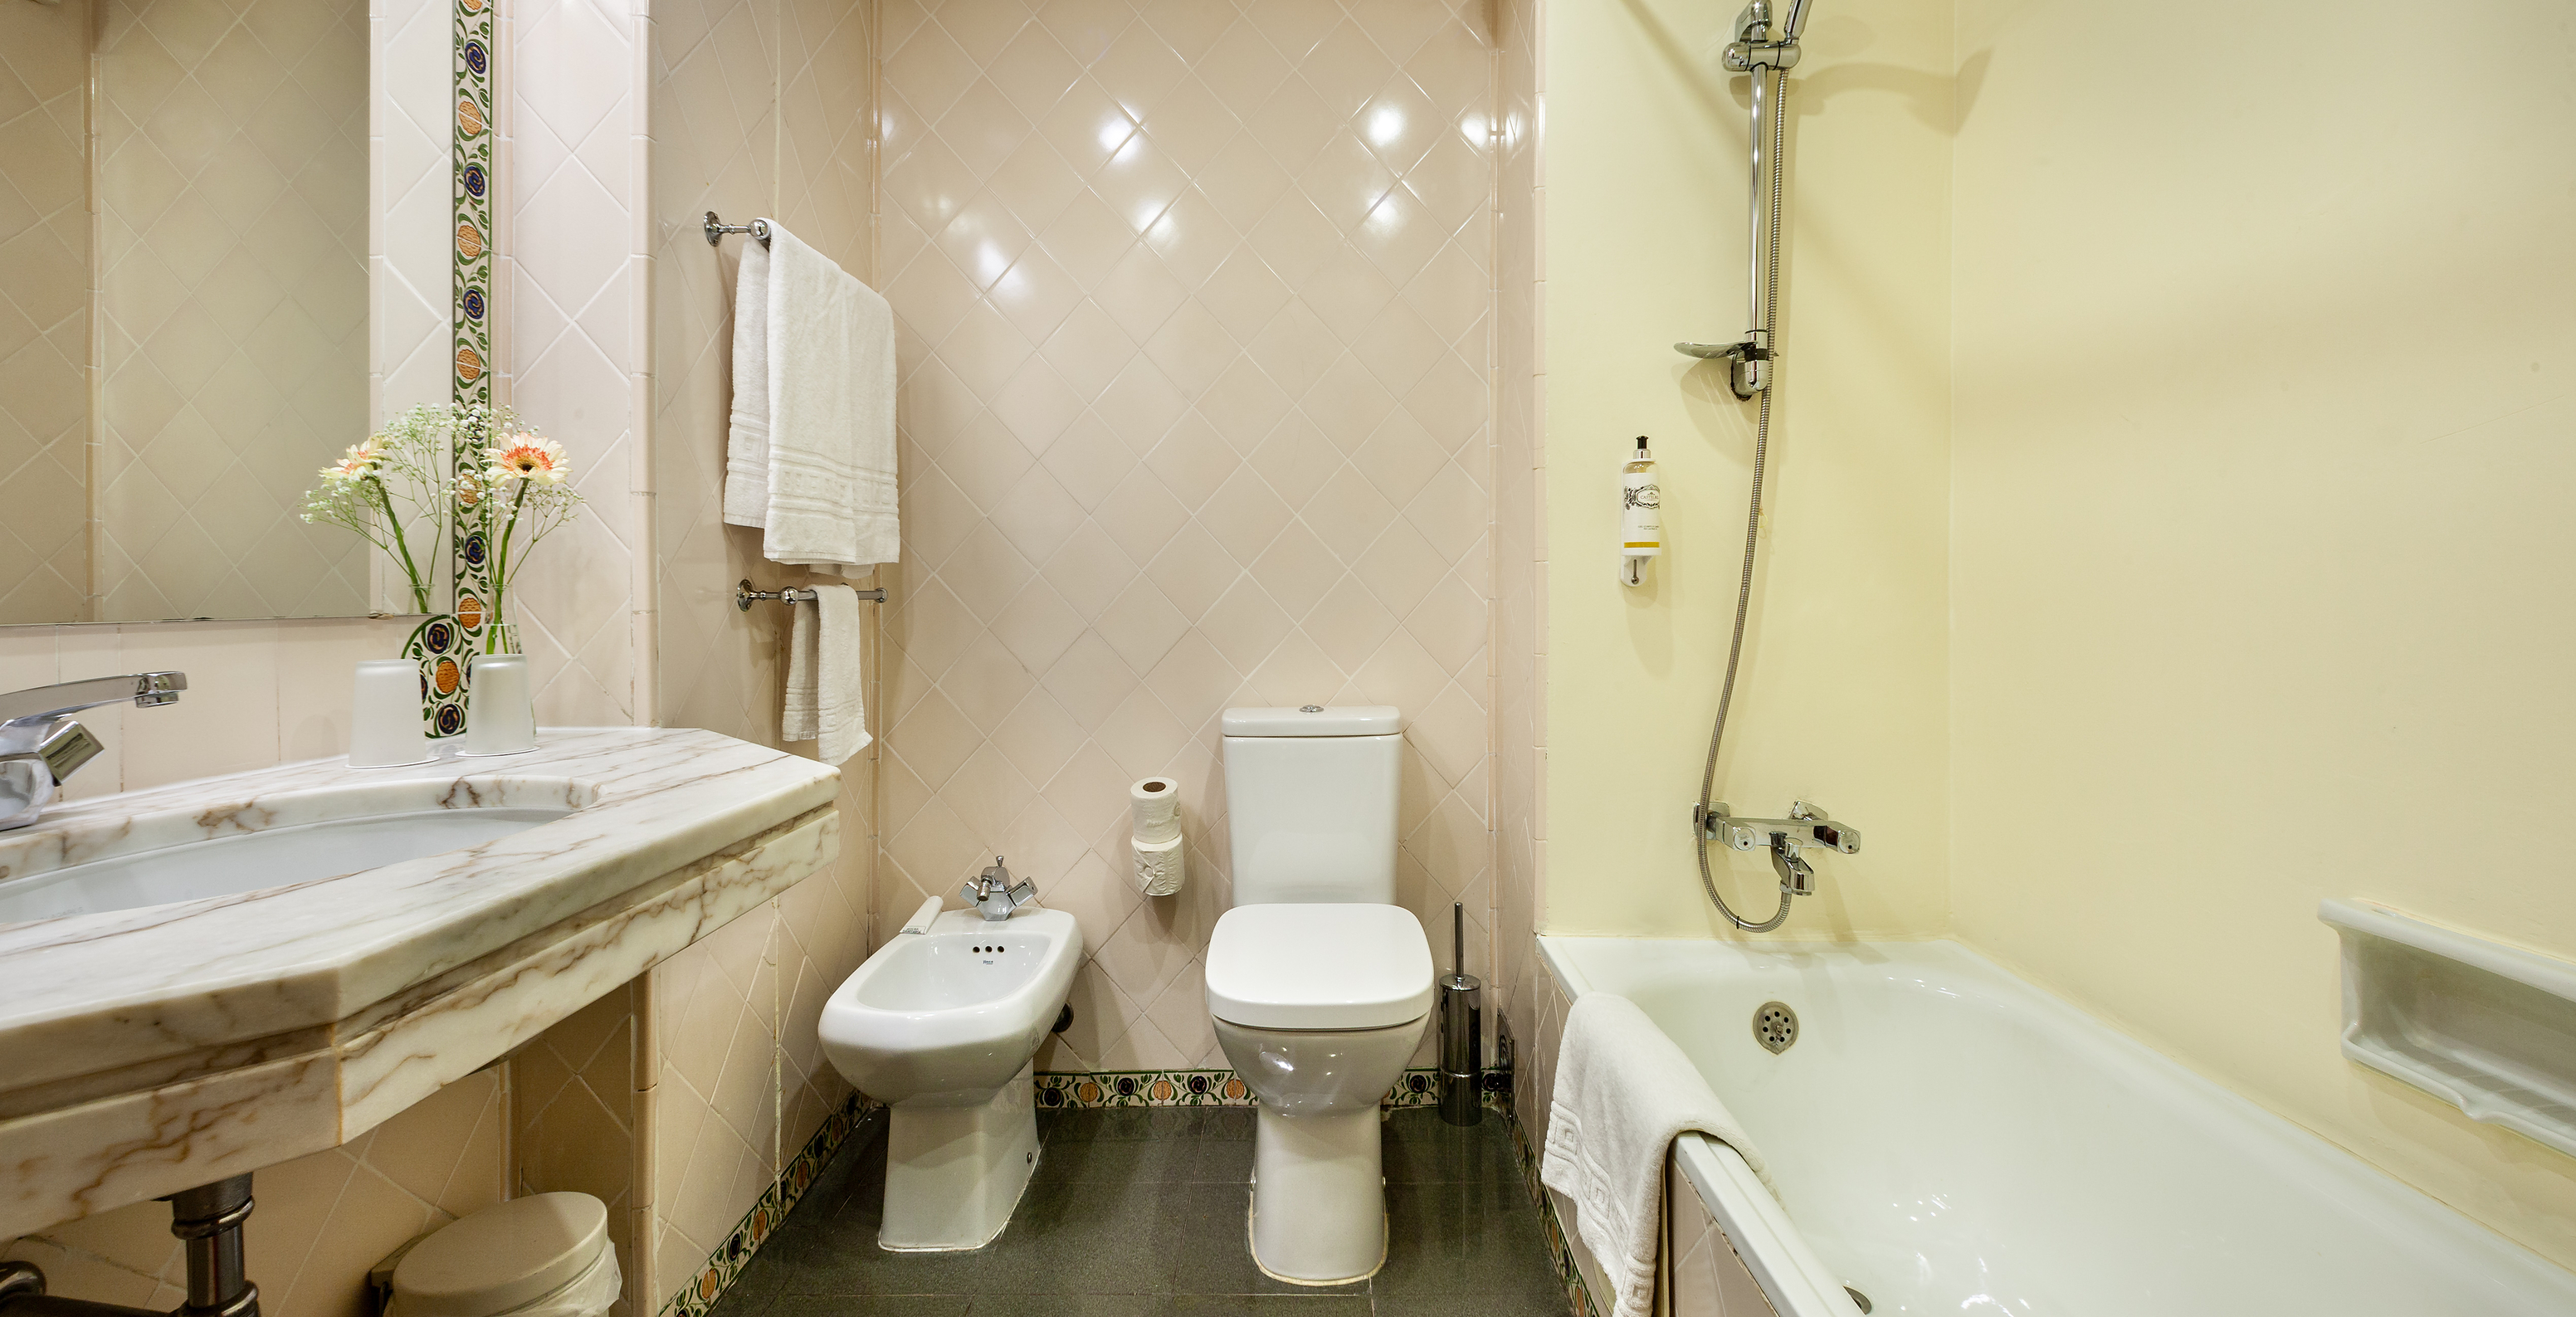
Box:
[1205,903,1433,1030]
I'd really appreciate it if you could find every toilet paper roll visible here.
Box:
[1129,777,1182,845]
[1132,834,1185,898]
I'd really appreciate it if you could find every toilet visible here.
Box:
[1202,705,1433,1285]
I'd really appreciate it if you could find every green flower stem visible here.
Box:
[366,475,434,613]
[485,480,529,654]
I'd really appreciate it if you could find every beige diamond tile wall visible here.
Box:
[92,0,374,622]
[652,0,880,746]
[645,0,880,1308]
[504,0,646,724]
[0,0,93,623]
[374,0,456,460]
[878,0,1500,1072]
[1493,0,1544,1085]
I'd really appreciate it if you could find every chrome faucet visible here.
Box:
[0,672,187,831]
[1693,800,1860,897]
[960,855,1037,922]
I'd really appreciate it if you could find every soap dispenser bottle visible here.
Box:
[1621,436,1660,587]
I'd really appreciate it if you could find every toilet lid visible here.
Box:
[393,1192,609,1317]
[1205,904,1433,1029]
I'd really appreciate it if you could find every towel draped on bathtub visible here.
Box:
[1540,992,1771,1317]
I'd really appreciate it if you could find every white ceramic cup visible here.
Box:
[349,659,433,768]
[460,652,536,756]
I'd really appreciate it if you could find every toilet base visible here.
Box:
[1247,1104,1388,1284]
[879,1064,1039,1251]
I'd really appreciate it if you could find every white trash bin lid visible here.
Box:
[393,1193,611,1317]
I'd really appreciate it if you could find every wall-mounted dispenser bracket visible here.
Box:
[1674,333,1773,398]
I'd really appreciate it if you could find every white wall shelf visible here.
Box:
[2320,899,2576,1158]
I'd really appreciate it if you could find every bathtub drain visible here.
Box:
[1753,1002,1798,1054]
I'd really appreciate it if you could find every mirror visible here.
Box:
[0,0,458,624]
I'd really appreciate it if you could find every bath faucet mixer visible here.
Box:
[962,855,1037,921]
[1694,801,1860,897]
[0,671,187,831]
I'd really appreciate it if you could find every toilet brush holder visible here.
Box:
[1438,900,1482,1126]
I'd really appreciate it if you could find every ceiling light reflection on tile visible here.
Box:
[1366,105,1406,149]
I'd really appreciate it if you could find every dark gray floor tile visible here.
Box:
[964,1295,1163,1317]
[1032,1130,1198,1184]
[765,1296,973,1317]
[1394,1287,1576,1317]
[1383,1111,1520,1183]
[1003,1176,1178,1293]
[1187,1133,1254,1184]
[1154,1183,1368,1299]
[705,1246,793,1317]
[717,1101,1563,1315]
[1372,1180,1564,1305]
[1163,1297,1373,1317]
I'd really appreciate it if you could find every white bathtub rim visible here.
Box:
[1673,1134,1864,1317]
[1534,933,2576,1313]
[1536,937,1863,1317]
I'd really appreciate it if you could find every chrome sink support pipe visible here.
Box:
[0,1174,256,1317]
[0,672,187,831]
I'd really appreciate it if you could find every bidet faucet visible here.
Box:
[961,855,1036,921]
[0,672,187,832]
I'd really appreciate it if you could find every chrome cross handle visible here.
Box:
[961,855,1037,922]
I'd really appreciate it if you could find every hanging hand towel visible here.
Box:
[723,223,898,571]
[1540,993,1770,1317]
[783,583,870,766]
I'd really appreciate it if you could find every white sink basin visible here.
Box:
[0,806,572,924]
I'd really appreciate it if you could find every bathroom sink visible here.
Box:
[0,805,572,924]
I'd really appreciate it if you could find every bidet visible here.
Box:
[817,903,1080,1250]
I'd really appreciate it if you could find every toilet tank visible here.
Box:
[1221,706,1403,906]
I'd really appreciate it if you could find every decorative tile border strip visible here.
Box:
[430,0,497,736]
[656,1091,876,1317]
[1032,1067,1513,1111]
[1495,1017,1598,1317]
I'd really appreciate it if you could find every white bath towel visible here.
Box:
[723,223,898,572]
[1541,993,1769,1317]
[783,583,870,766]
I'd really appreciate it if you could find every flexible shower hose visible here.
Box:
[1695,66,1793,933]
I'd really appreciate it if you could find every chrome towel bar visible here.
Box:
[704,212,771,247]
[737,579,887,611]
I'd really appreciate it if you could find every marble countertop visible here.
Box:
[0,727,842,1238]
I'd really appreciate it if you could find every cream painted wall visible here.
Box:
[1539,0,1952,939]
[1950,0,2576,1269]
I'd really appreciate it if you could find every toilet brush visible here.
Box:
[1437,900,1483,1126]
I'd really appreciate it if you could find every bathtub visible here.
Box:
[1532,937,2576,1317]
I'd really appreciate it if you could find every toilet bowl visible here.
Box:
[1208,902,1433,1284]
[817,905,1081,1251]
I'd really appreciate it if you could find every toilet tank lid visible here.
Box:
[1206,904,1433,1029]
[1220,705,1402,736]
[393,1192,609,1317]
